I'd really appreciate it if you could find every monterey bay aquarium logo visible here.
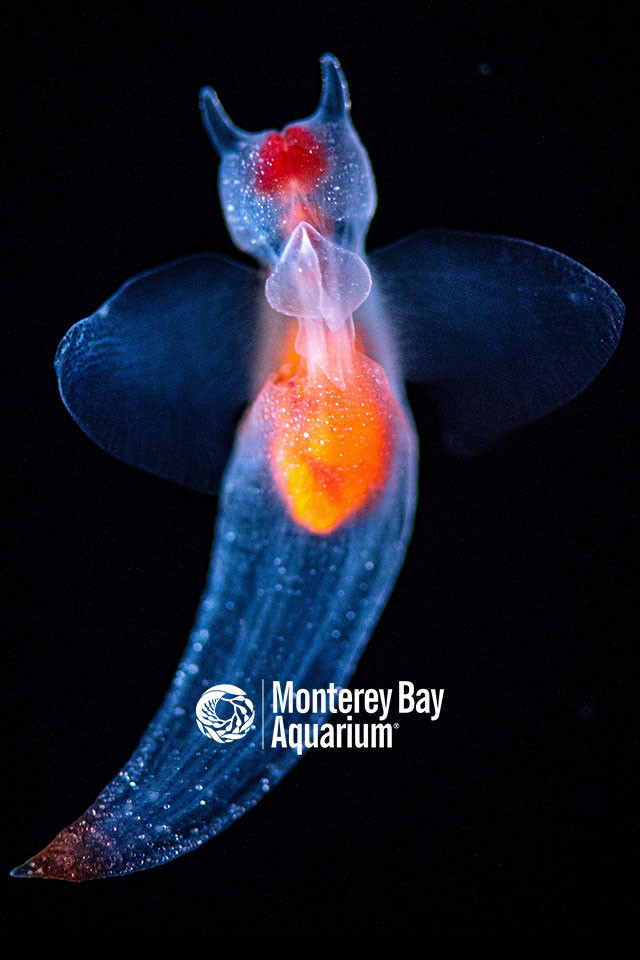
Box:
[195,684,256,743]
[195,681,444,752]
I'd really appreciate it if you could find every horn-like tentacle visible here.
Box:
[199,87,250,155]
[317,53,351,121]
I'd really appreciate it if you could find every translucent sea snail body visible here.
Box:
[12,54,624,881]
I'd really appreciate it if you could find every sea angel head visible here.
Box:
[200,54,377,264]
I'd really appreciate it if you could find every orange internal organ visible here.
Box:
[270,353,392,534]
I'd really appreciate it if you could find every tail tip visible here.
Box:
[10,861,38,879]
[10,815,113,882]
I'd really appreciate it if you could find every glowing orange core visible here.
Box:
[268,352,392,534]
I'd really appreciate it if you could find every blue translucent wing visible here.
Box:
[368,229,625,455]
[55,254,262,494]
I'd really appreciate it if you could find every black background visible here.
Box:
[5,0,637,941]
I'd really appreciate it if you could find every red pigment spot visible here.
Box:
[255,126,326,196]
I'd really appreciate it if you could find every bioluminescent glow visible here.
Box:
[12,54,623,881]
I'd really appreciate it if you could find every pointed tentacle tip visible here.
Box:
[10,816,117,882]
[318,53,351,118]
[199,85,250,156]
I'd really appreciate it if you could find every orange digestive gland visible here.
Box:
[267,344,394,535]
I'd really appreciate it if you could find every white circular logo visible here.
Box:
[196,684,255,743]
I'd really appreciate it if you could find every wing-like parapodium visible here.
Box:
[369,229,624,455]
[55,254,262,493]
